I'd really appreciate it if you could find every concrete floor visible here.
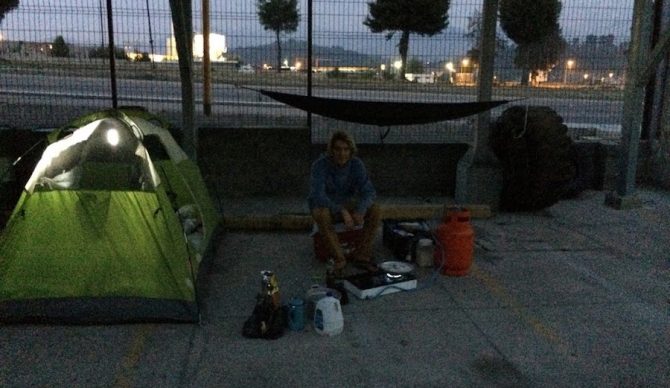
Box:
[1,189,669,387]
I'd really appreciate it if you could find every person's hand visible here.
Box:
[341,209,354,229]
[352,212,364,226]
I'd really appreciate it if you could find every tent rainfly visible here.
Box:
[0,109,219,323]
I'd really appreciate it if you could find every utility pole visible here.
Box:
[456,0,499,205]
[98,0,105,48]
[145,0,156,69]
[169,0,196,160]
[606,0,653,208]
[202,0,212,116]
[105,0,117,109]
[307,0,313,129]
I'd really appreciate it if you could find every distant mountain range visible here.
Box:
[228,39,385,68]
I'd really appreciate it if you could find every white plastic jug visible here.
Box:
[416,238,435,267]
[313,293,343,336]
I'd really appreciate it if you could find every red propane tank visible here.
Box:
[434,207,474,276]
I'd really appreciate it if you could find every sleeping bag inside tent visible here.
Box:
[0,109,219,323]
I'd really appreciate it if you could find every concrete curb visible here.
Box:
[222,204,491,231]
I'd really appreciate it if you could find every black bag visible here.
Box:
[382,219,433,261]
[242,294,285,340]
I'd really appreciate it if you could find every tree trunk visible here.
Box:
[520,68,529,85]
[398,30,410,80]
[276,30,282,73]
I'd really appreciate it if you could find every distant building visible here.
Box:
[166,33,228,62]
[0,40,52,59]
[454,72,476,85]
[405,73,435,84]
[0,39,90,59]
[312,66,373,73]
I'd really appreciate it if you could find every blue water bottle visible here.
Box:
[288,297,305,331]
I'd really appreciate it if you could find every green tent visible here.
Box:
[0,109,219,323]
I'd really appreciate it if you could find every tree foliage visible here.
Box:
[364,0,450,79]
[133,52,151,62]
[499,0,561,45]
[499,0,565,84]
[51,35,70,58]
[89,45,127,60]
[406,58,424,74]
[257,0,300,73]
[464,9,510,64]
[569,34,625,74]
[0,0,19,26]
[514,29,566,83]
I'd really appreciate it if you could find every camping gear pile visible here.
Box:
[0,108,219,323]
[382,219,433,262]
[242,270,285,339]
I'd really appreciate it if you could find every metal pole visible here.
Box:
[98,0,105,48]
[477,1,497,106]
[475,0,498,162]
[169,0,196,160]
[145,0,156,69]
[612,0,653,201]
[105,0,118,109]
[456,0,499,204]
[643,0,670,140]
[202,0,212,116]
[307,0,313,129]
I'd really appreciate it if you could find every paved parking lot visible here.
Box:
[1,189,669,387]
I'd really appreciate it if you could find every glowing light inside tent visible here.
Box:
[106,129,120,146]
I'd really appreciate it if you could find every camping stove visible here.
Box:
[342,261,417,300]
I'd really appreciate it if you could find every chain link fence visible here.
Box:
[0,0,634,142]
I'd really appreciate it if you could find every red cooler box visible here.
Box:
[312,223,364,262]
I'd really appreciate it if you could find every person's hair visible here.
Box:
[327,130,357,156]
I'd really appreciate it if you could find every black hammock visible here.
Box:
[253,88,511,126]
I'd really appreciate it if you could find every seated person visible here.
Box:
[308,130,381,274]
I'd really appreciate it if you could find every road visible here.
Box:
[0,73,622,133]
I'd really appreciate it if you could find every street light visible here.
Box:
[444,61,456,83]
[380,64,386,71]
[563,59,575,84]
[461,58,470,68]
[393,60,402,70]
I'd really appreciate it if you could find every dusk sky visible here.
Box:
[0,0,634,55]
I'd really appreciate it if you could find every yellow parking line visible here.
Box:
[113,324,155,388]
[470,263,572,356]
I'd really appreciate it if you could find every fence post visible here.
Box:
[169,0,197,160]
[307,0,313,130]
[606,0,653,208]
[105,0,117,109]
[455,0,501,208]
[203,0,212,116]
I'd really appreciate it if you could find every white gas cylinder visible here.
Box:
[313,293,343,336]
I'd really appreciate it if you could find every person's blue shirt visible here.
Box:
[308,153,376,215]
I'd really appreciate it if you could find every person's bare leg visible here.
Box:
[353,203,381,265]
[311,207,346,269]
